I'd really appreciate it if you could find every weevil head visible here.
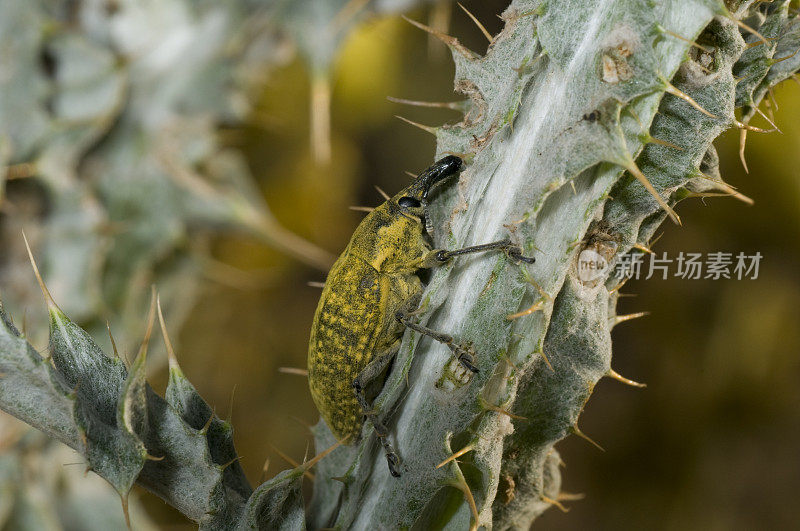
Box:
[349,156,464,271]
[391,155,464,220]
[406,155,463,201]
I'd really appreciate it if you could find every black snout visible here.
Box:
[413,155,464,199]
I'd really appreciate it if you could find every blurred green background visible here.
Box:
[7,1,798,528]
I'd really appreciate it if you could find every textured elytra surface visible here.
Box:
[308,253,384,441]
[309,186,443,445]
[1,0,800,529]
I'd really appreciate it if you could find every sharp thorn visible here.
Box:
[606,368,646,388]
[270,437,346,481]
[622,159,681,225]
[754,106,781,133]
[695,169,737,189]
[647,135,684,151]
[303,437,347,471]
[512,53,543,76]
[278,367,309,377]
[658,25,713,52]
[310,74,331,166]
[77,429,88,450]
[614,311,650,326]
[220,455,243,470]
[541,494,570,513]
[771,48,799,64]
[402,15,477,60]
[523,273,552,301]
[609,275,630,294]
[452,468,479,531]
[426,0,452,60]
[271,445,314,480]
[135,287,158,365]
[387,96,463,111]
[734,18,770,46]
[201,413,214,434]
[685,190,754,205]
[539,349,554,372]
[735,120,775,133]
[402,15,456,46]
[22,230,59,311]
[457,2,493,42]
[436,443,475,469]
[157,296,180,373]
[307,281,326,289]
[507,299,544,320]
[349,205,375,213]
[742,40,759,50]
[227,383,237,424]
[395,114,438,135]
[739,128,749,174]
[730,190,754,205]
[259,458,270,484]
[557,491,586,502]
[661,78,717,118]
[627,106,644,129]
[106,321,121,361]
[651,232,665,247]
[121,496,132,531]
[569,425,605,452]
[374,185,391,200]
[694,62,714,75]
[498,353,519,373]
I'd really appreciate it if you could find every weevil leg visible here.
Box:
[352,344,403,477]
[395,311,479,373]
[431,238,535,264]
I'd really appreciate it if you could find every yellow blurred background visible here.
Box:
[140,2,800,528]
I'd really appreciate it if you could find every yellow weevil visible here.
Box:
[307,155,534,477]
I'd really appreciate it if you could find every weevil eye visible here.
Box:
[398,196,422,208]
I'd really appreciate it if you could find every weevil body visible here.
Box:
[308,156,532,476]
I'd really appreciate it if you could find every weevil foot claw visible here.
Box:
[387,452,401,477]
[458,354,479,373]
[450,342,479,373]
[507,245,536,264]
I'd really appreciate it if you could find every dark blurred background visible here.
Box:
[124,2,800,528]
